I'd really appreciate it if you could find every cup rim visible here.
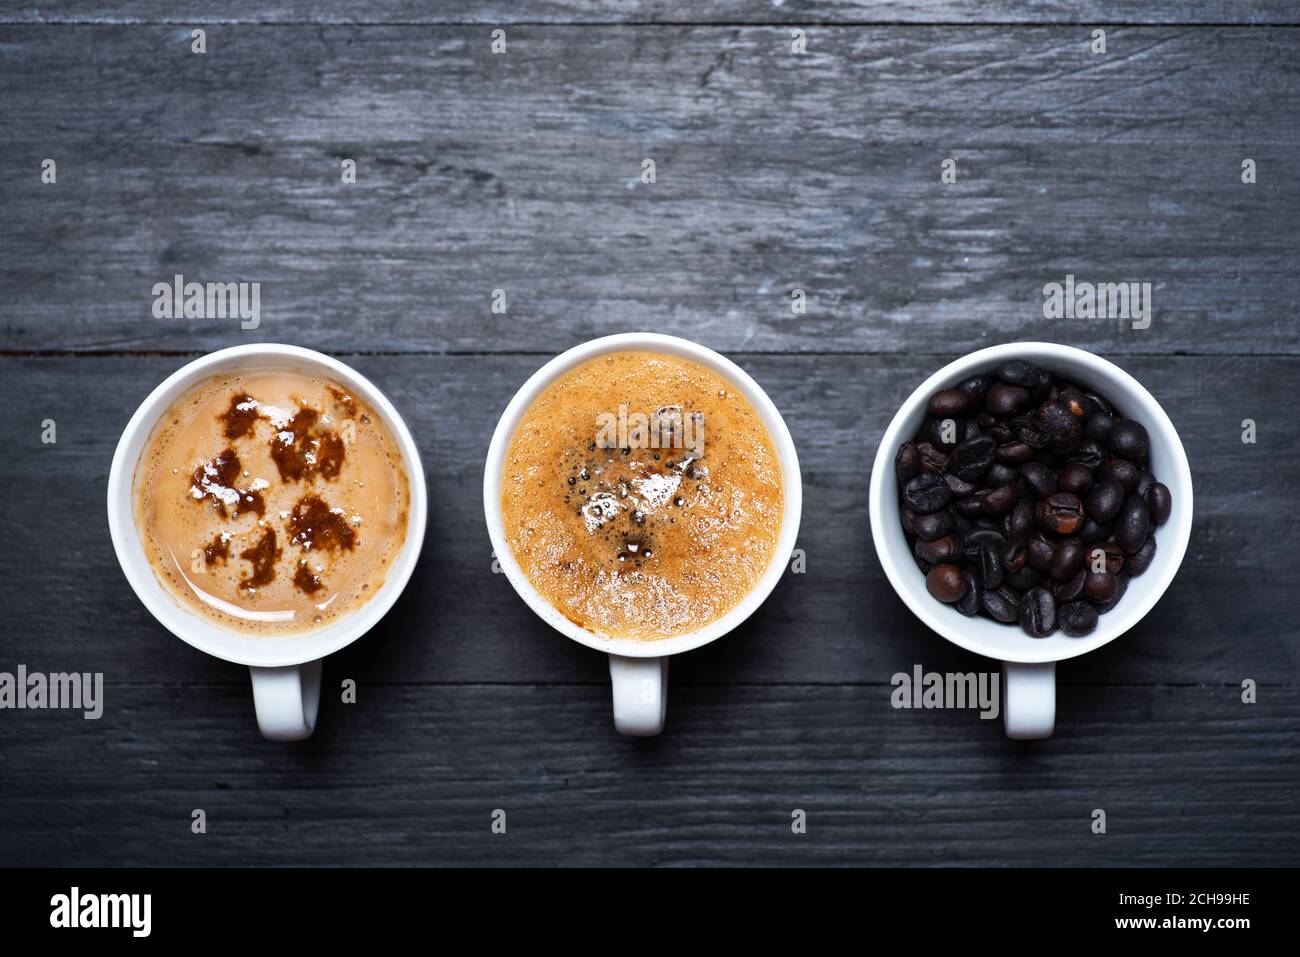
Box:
[106,343,429,668]
[483,333,803,659]
[868,342,1193,665]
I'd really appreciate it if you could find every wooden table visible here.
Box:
[2,2,1297,867]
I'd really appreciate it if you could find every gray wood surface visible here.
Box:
[0,5,1297,868]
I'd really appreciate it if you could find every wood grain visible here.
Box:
[1,26,1297,354]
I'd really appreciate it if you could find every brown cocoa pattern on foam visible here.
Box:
[189,447,266,518]
[203,533,230,566]
[238,527,280,590]
[287,494,357,553]
[270,407,346,482]
[219,393,259,440]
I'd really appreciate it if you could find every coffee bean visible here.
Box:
[916,534,962,564]
[1039,401,1083,455]
[895,442,922,483]
[962,529,1005,557]
[899,506,916,537]
[1059,601,1099,637]
[943,473,978,499]
[954,495,985,517]
[903,471,951,514]
[926,563,967,603]
[1004,567,1043,592]
[960,375,993,401]
[1109,419,1149,464]
[1084,412,1115,444]
[1144,482,1172,525]
[1019,587,1057,638]
[947,434,997,482]
[1078,518,1113,544]
[1058,463,1095,495]
[1026,533,1055,573]
[923,416,964,452]
[1087,542,1125,575]
[1104,456,1141,495]
[1054,569,1086,603]
[986,463,1019,487]
[986,383,1030,416]
[1083,570,1118,605]
[1057,386,1088,419]
[1068,440,1106,470]
[981,484,1018,515]
[1097,573,1129,614]
[996,360,1041,388]
[976,541,1004,589]
[1019,462,1058,499]
[1012,415,1050,450]
[1036,492,1085,535]
[1127,534,1157,576]
[1083,391,1113,417]
[1086,480,1125,522]
[928,388,974,418]
[1049,538,1086,582]
[1000,536,1028,572]
[912,509,955,541]
[955,570,982,617]
[1115,496,1152,554]
[982,586,1021,623]
[1003,498,1035,538]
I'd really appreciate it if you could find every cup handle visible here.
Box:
[1001,661,1055,740]
[608,655,668,736]
[248,660,322,741]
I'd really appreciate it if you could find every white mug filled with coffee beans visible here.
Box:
[869,344,1192,739]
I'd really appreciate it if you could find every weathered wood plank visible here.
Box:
[1,26,1297,354]
[0,684,1295,866]
[1,353,1294,687]
[5,2,1299,26]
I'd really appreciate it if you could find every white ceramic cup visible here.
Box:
[869,343,1193,739]
[483,333,803,736]
[107,344,428,741]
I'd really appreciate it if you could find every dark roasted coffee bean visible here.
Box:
[1004,499,1035,538]
[1029,368,1053,402]
[1115,495,1152,554]
[912,509,955,541]
[962,529,1004,557]
[1000,535,1028,572]
[1049,538,1086,582]
[970,517,999,533]
[1057,463,1095,495]
[982,586,1021,623]
[926,563,967,603]
[1004,567,1042,592]
[1097,573,1129,613]
[1068,439,1106,470]
[978,542,1004,589]
[1144,482,1172,525]
[1087,542,1124,575]
[916,534,962,564]
[1019,462,1058,499]
[900,506,916,537]
[995,441,1034,466]
[1135,470,1155,497]
[914,554,932,575]
[1104,456,1141,494]
[1012,415,1050,450]
[1026,533,1055,573]
[946,434,997,482]
[916,442,947,473]
[1039,401,1083,455]
[986,463,1018,487]
[928,388,974,417]
[1078,518,1112,544]
[1086,479,1125,522]
[1127,534,1157,576]
[987,420,1013,444]
[996,360,1041,388]
[903,471,951,514]
[1036,492,1085,536]
[1059,601,1099,637]
[981,484,1018,515]
[1057,386,1088,419]
[943,472,977,498]
[955,570,982,617]
[1084,412,1115,444]
[1082,391,1113,417]
[1054,569,1086,603]
[1109,419,1149,464]
[955,495,985,517]
[1083,570,1118,605]
[895,442,922,483]
[960,375,993,401]
[986,383,1030,416]
[1019,587,1057,638]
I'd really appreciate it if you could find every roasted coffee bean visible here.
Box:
[996,360,1041,388]
[1012,415,1050,450]
[943,472,978,498]
[1104,456,1141,495]
[1057,463,1095,495]
[916,442,947,473]
[1039,401,1083,455]
[1000,536,1028,572]
[987,420,1014,444]
[903,471,951,514]
[1127,534,1157,576]
[1097,573,1129,613]
[900,506,916,537]
[1019,462,1058,498]
[1083,570,1118,605]
[1029,368,1053,402]
[986,383,1030,416]
[986,463,1019,487]
[955,495,985,517]
[914,554,932,575]
[955,570,982,617]
[1084,412,1115,444]
[977,542,1004,589]
[1087,542,1124,575]
[995,441,1035,465]
[916,534,962,564]
[1019,587,1057,638]
[981,484,1018,515]
[1078,518,1112,544]
[1135,470,1155,497]
[926,563,967,603]
[1057,386,1088,419]
[960,375,993,401]
[982,586,1021,623]
[1004,499,1035,538]
[1054,569,1087,603]
[1049,538,1086,582]
[1083,391,1113,417]
[1026,533,1055,573]
[1086,480,1125,522]
[1004,567,1042,592]
[928,388,974,418]
[1068,439,1106,470]
[1036,492,1085,535]
[946,434,997,482]
[923,416,966,452]
[1115,495,1152,554]
[1144,482,1172,525]
[1059,601,1099,637]
[970,517,999,533]
[912,509,955,541]
[895,442,922,483]
[961,529,1005,557]
[1109,419,1149,464]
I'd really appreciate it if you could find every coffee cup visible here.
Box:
[107,344,428,740]
[483,333,803,736]
[869,343,1193,739]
